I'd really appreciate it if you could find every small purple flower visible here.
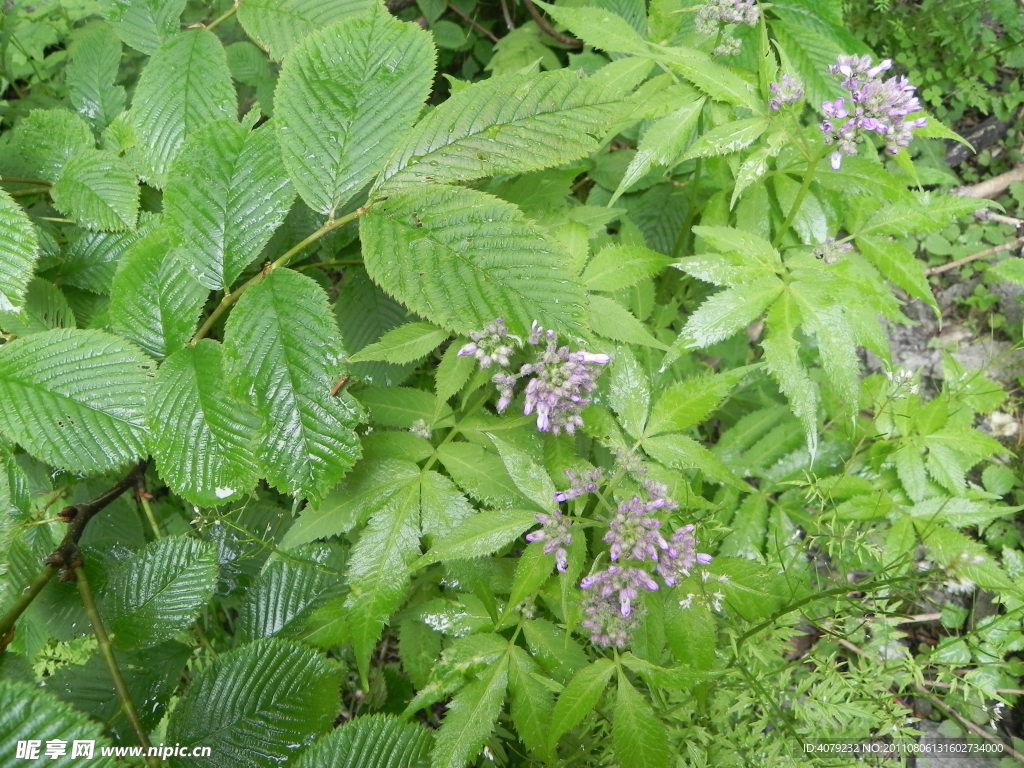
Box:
[457,317,518,369]
[695,0,759,55]
[604,496,669,562]
[580,566,659,647]
[553,468,603,503]
[768,74,804,111]
[656,525,713,586]
[525,509,573,572]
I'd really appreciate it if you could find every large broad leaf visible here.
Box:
[0,329,152,472]
[274,6,435,216]
[432,655,510,768]
[0,679,115,767]
[129,30,237,187]
[361,184,584,334]
[101,0,186,54]
[344,480,422,683]
[51,149,140,232]
[166,639,342,768]
[377,68,627,192]
[58,213,160,294]
[613,673,670,768]
[222,268,361,502]
[106,537,219,649]
[108,228,209,360]
[165,121,295,290]
[0,188,39,312]
[295,714,433,768]
[238,0,375,60]
[0,278,75,336]
[148,341,261,507]
[236,555,334,641]
[66,23,126,131]
[10,108,94,182]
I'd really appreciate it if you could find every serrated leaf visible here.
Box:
[0,278,75,336]
[223,268,362,502]
[761,292,818,455]
[275,7,435,215]
[436,442,528,508]
[237,0,375,60]
[415,508,538,567]
[692,225,781,269]
[674,279,782,349]
[432,655,510,768]
[659,47,761,109]
[548,658,615,749]
[507,540,554,612]
[360,386,443,428]
[582,244,672,292]
[856,235,937,311]
[378,68,628,192]
[348,322,449,364]
[532,0,649,55]
[609,345,650,439]
[344,481,421,683]
[58,213,160,294]
[66,23,126,131]
[51,149,139,232]
[106,537,218,649]
[237,556,334,640]
[148,341,260,507]
[435,342,477,402]
[0,328,152,472]
[101,0,185,54]
[522,618,588,682]
[791,297,859,415]
[489,434,556,511]
[508,646,555,760]
[683,117,769,160]
[0,188,39,312]
[588,294,667,349]
[10,108,95,182]
[165,121,295,290]
[362,184,584,334]
[129,29,238,187]
[613,673,670,768]
[108,228,208,360]
[641,433,743,488]
[647,367,750,436]
[295,714,433,768]
[860,193,989,237]
[419,469,474,539]
[167,639,341,768]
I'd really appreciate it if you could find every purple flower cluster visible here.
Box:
[459,319,610,435]
[580,567,659,648]
[554,468,603,503]
[820,55,927,169]
[525,509,574,572]
[695,0,759,55]
[768,74,804,112]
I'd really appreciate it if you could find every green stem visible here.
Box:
[0,566,57,647]
[75,567,158,764]
[772,153,822,249]
[205,2,238,31]
[189,207,367,346]
[0,176,51,186]
[139,493,162,540]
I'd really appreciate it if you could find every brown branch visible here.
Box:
[523,0,581,46]
[954,164,1024,200]
[446,3,499,43]
[925,235,1024,275]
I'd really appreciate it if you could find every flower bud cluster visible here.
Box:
[695,0,759,56]
[820,55,927,169]
[526,468,603,572]
[812,238,854,265]
[768,74,804,112]
[458,319,610,435]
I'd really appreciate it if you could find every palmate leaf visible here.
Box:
[129,30,237,187]
[106,537,219,649]
[376,68,629,192]
[295,714,433,768]
[165,120,295,290]
[148,341,261,507]
[108,228,209,360]
[66,23,126,131]
[238,0,376,60]
[101,0,185,54]
[0,329,152,472]
[51,149,140,232]
[167,639,342,768]
[361,184,585,335]
[274,6,435,216]
[0,188,39,312]
[222,268,362,502]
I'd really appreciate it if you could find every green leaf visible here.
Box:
[641,433,743,488]
[548,658,615,749]
[51,149,139,232]
[507,540,554,611]
[66,23,126,131]
[613,672,670,768]
[419,469,474,539]
[647,367,750,436]
[0,188,39,312]
[609,345,650,440]
[0,679,114,766]
[673,279,783,349]
[659,47,761,109]
[101,0,186,54]
[344,481,422,682]
[129,29,238,187]
[223,268,362,502]
[588,295,667,349]
[11,108,95,182]
[108,228,209,360]
[761,292,818,455]
[415,508,538,567]
[106,537,219,649]
[362,184,584,334]
[582,243,672,292]
[237,556,334,640]
[58,214,160,294]
[856,235,937,311]
[859,193,989,237]
[436,442,529,508]
[148,341,261,507]
[0,278,75,336]
[274,6,435,215]
[165,121,295,290]
[532,0,649,55]
[295,714,433,768]
[683,117,770,160]
[988,258,1024,286]
[692,225,781,270]
[489,434,556,511]
[360,386,444,428]
[432,654,510,768]
[167,639,342,768]
[435,342,477,403]
[378,69,627,192]
[508,646,555,761]
[348,322,450,364]
[0,329,152,472]
[238,0,375,60]
[281,459,421,547]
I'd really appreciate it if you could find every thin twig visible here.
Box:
[925,235,1024,275]
[75,567,158,765]
[955,164,1024,200]
[446,3,499,42]
[921,680,1024,696]
[0,566,57,651]
[975,209,1024,230]
[205,2,237,31]
[137,478,162,540]
[500,0,516,30]
[523,0,580,46]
